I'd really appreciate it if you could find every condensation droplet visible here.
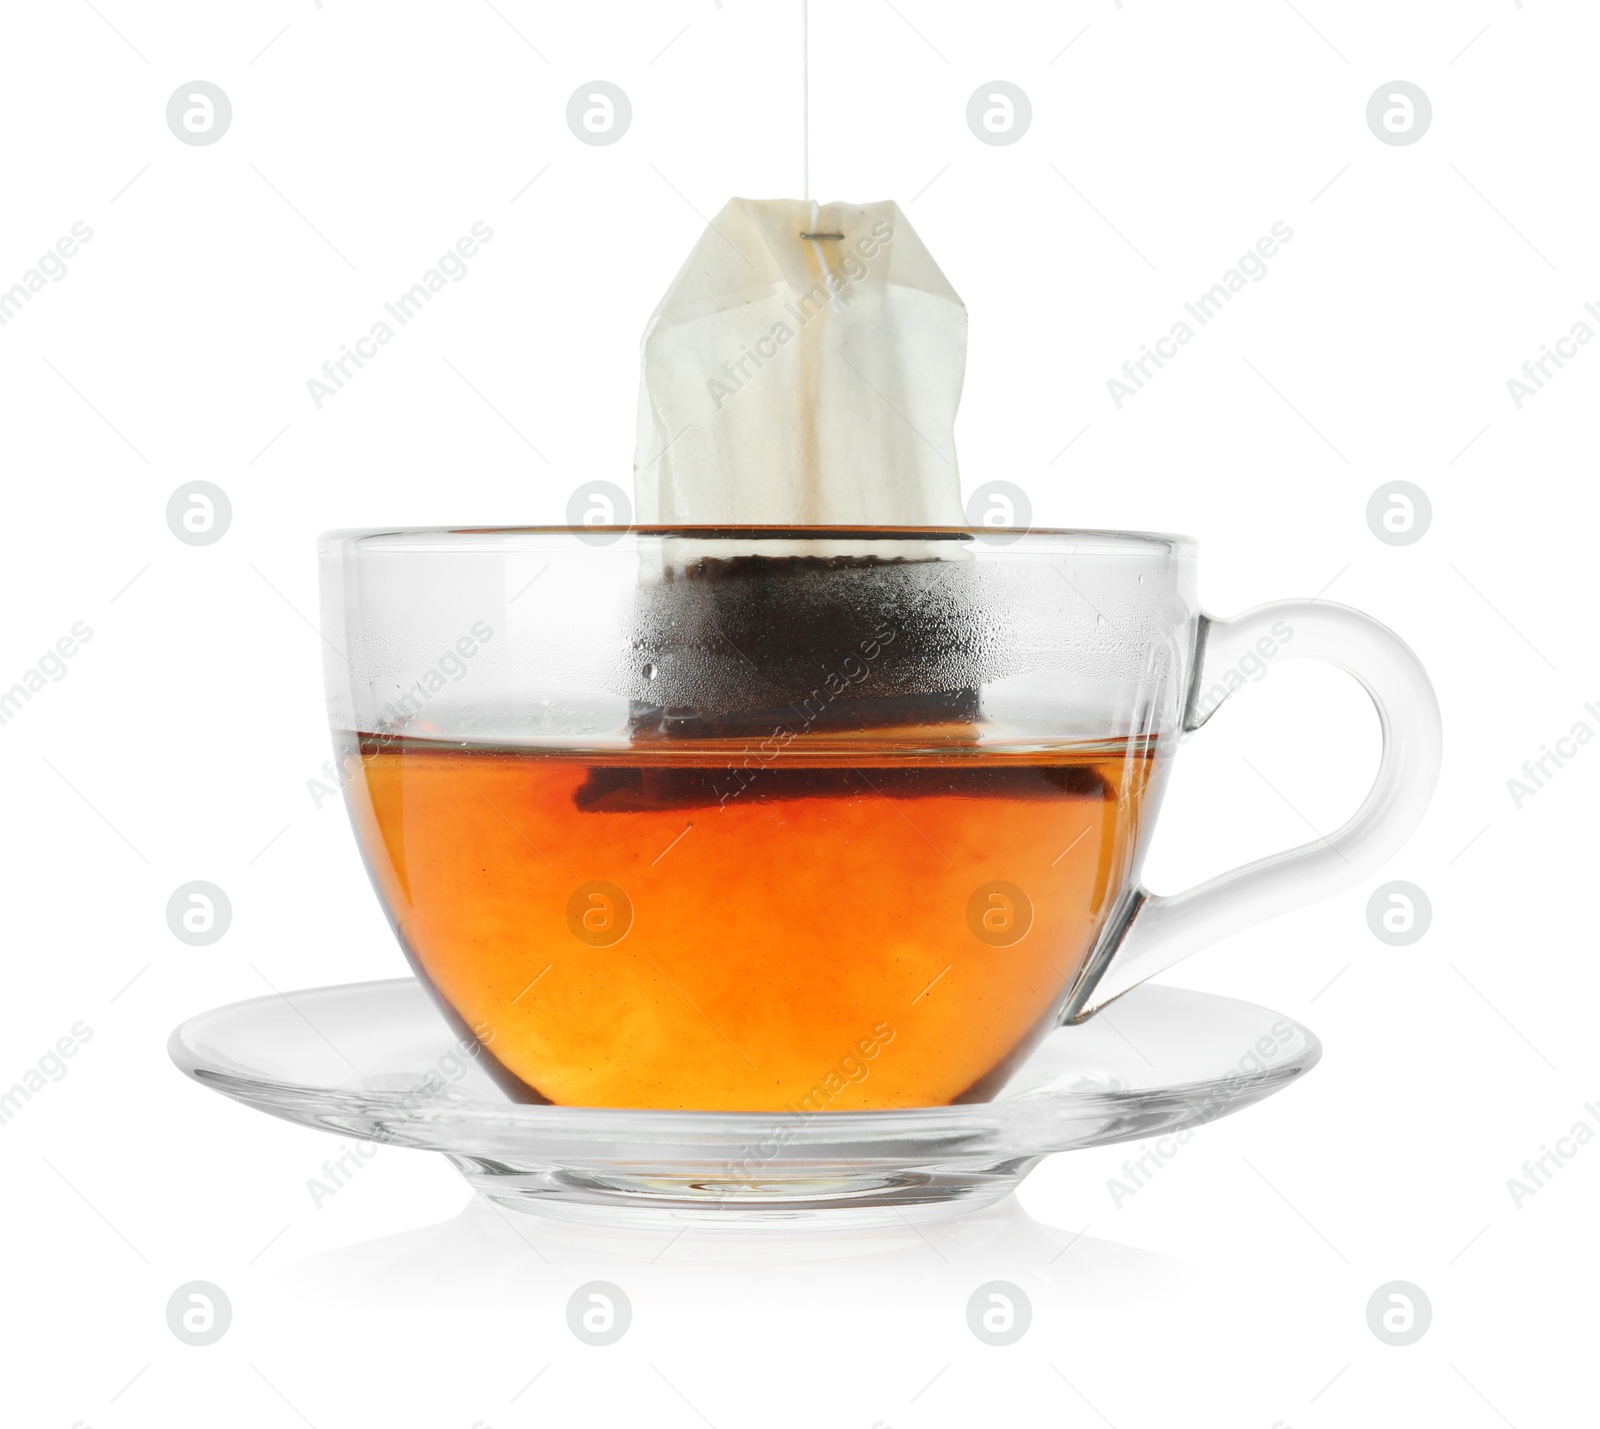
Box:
[643,662,658,681]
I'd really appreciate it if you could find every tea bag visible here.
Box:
[616,198,984,756]
[633,197,967,526]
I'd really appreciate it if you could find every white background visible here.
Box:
[2,1,1595,1425]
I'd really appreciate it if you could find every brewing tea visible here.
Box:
[341,732,1166,1111]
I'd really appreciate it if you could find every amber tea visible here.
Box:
[340,732,1166,1112]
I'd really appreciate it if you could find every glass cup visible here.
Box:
[318,526,1440,1112]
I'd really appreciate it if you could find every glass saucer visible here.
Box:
[170,978,1319,1226]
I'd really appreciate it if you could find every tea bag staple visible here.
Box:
[633,197,967,526]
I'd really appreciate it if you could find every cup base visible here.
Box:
[448,1155,1030,1227]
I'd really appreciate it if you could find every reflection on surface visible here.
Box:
[247,1193,1294,1427]
[282,1189,1184,1300]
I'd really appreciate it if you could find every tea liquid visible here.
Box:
[341,733,1165,1111]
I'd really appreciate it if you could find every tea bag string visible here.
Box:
[799,2,844,244]
[801,0,810,207]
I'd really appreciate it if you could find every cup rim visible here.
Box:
[317,523,1197,549]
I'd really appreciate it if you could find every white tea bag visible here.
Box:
[633,198,967,527]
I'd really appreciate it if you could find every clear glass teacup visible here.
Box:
[318,526,1439,1112]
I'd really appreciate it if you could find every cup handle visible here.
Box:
[1061,600,1442,1022]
